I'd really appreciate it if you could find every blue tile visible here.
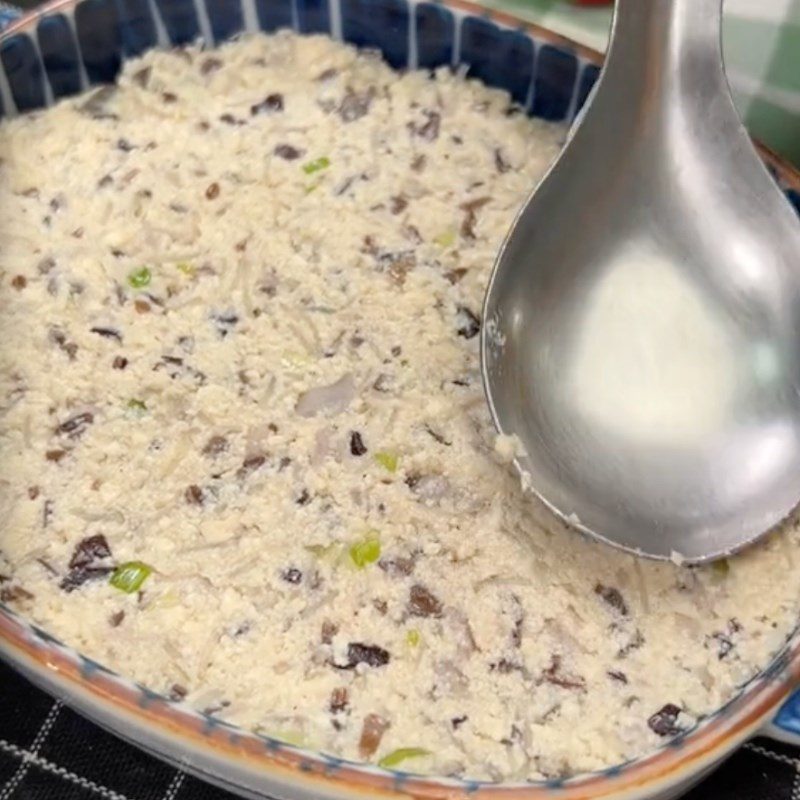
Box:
[1,34,46,111]
[531,43,578,121]
[392,772,408,791]
[32,624,63,645]
[116,0,158,56]
[255,0,293,32]
[342,0,409,70]
[200,713,220,734]
[667,731,689,748]
[79,656,114,678]
[207,0,244,41]
[458,17,534,106]
[153,0,199,45]
[37,14,82,99]
[75,0,122,84]
[575,61,600,116]
[415,2,453,69]
[296,0,328,34]
[263,736,282,752]
[138,685,162,708]
[322,755,343,775]
[498,30,535,105]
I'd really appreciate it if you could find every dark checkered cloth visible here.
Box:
[0,661,797,799]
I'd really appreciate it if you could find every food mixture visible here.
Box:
[0,31,798,782]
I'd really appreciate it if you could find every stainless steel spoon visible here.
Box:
[481,0,800,563]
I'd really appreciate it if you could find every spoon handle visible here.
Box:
[604,0,726,121]
[610,0,723,58]
[588,0,765,177]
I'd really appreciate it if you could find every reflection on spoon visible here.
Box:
[568,245,740,447]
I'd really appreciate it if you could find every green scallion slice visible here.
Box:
[374,451,398,473]
[302,156,331,175]
[110,561,152,594]
[378,747,431,769]
[128,266,151,289]
[349,534,381,569]
[712,558,730,578]
[433,230,455,249]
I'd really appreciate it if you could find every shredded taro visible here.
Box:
[0,31,798,785]
[295,374,355,417]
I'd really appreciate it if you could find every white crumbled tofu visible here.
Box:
[494,434,525,463]
[0,32,798,783]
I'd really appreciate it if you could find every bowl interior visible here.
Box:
[1,1,800,798]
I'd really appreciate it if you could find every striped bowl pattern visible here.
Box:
[2,0,800,798]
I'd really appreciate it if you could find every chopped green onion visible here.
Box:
[304,542,345,564]
[378,747,431,769]
[110,561,152,593]
[349,534,381,569]
[127,266,151,289]
[304,181,321,195]
[176,262,195,276]
[433,230,456,249]
[302,156,330,175]
[374,451,399,473]
[406,629,420,647]
[712,558,730,578]
[151,589,180,609]
[127,398,147,414]
[282,351,314,369]
[271,730,306,747]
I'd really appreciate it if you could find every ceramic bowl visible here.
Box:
[2,1,800,798]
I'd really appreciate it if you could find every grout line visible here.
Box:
[0,701,62,800]
[0,735,134,800]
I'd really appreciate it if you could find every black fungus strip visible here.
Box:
[281,567,303,584]
[274,143,303,160]
[349,431,367,456]
[334,642,391,669]
[251,93,284,115]
[648,704,682,737]
[456,306,480,339]
[90,327,122,342]
[56,412,94,438]
[595,583,629,616]
[60,534,114,592]
[338,88,374,122]
[408,584,443,617]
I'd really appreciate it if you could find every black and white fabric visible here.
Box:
[0,661,797,800]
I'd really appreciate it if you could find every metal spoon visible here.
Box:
[481,0,800,563]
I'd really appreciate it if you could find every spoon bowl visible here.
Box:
[482,0,800,563]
